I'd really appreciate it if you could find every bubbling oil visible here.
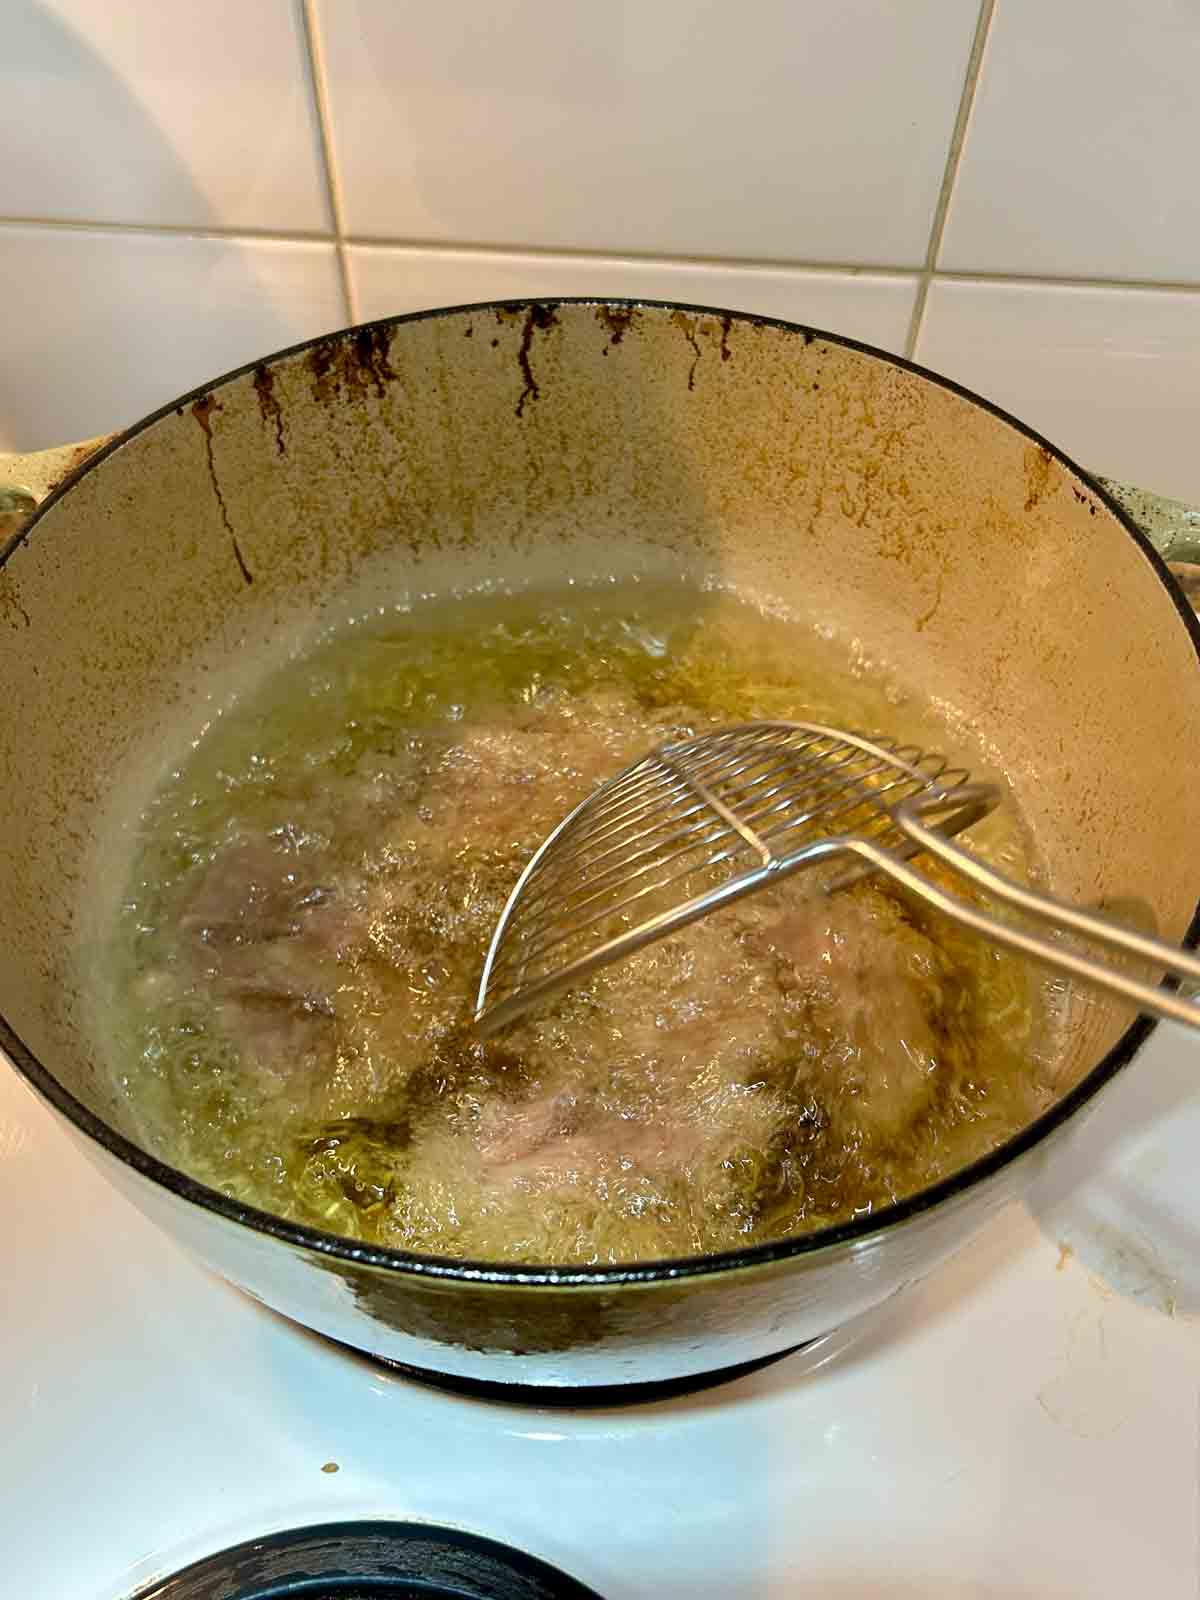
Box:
[98,582,1057,1265]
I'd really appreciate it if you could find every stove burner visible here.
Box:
[337,1340,810,1407]
[129,1520,602,1599]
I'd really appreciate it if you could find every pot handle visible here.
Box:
[0,435,117,540]
[1095,474,1200,607]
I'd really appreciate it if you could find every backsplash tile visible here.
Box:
[0,0,1196,519]
[916,278,1200,504]
[349,246,919,352]
[319,0,979,267]
[940,0,1200,282]
[0,228,345,451]
[0,1,330,232]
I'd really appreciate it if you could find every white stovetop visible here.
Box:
[2,1017,1198,1599]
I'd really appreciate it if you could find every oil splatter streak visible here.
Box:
[718,312,734,363]
[1024,444,1055,514]
[252,365,286,457]
[307,327,396,405]
[670,311,702,391]
[192,396,253,586]
[352,326,396,397]
[914,567,945,633]
[1071,486,1098,517]
[0,581,31,629]
[596,304,636,351]
[515,304,559,417]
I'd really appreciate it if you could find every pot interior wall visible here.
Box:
[1,301,1197,1149]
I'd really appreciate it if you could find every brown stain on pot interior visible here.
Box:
[513,303,559,418]
[307,327,398,405]
[596,304,636,351]
[307,339,339,404]
[352,325,397,397]
[0,577,31,630]
[252,364,286,457]
[190,393,220,439]
[1072,485,1099,518]
[718,312,734,362]
[670,310,703,391]
[913,565,946,633]
[1024,443,1056,513]
[191,395,253,586]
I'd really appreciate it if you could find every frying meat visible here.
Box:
[105,585,1052,1263]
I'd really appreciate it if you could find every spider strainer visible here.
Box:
[474,720,1200,1037]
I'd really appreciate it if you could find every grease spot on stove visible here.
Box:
[1056,1218,1181,1317]
[1037,1308,1131,1439]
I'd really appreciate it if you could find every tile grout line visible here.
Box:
[298,0,357,324]
[904,0,996,361]
[2,210,1199,298]
[0,216,924,278]
[0,214,337,244]
[342,236,925,277]
[930,267,1200,294]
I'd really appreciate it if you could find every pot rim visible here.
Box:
[2,295,1196,1290]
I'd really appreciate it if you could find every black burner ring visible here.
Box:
[129,1520,603,1599]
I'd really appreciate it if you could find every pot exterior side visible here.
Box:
[50,1080,1068,1386]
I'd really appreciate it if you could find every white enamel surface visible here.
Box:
[0,227,345,451]
[349,249,920,354]
[0,0,329,232]
[77,1124,1011,1390]
[2,1022,1197,1598]
[915,278,1200,505]
[941,0,1200,283]
[317,0,978,267]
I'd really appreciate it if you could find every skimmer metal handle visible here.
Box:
[861,803,1200,1030]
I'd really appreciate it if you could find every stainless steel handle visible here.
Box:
[851,803,1200,1032]
[903,472,1200,1025]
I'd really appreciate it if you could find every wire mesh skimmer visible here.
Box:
[474,720,1200,1037]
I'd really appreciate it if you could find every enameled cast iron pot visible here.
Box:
[2,299,1198,1394]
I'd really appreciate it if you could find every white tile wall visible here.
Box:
[318,0,979,268]
[350,247,919,354]
[0,1,330,232]
[941,0,1200,283]
[0,228,344,450]
[916,279,1200,505]
[1,0,1198,513]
